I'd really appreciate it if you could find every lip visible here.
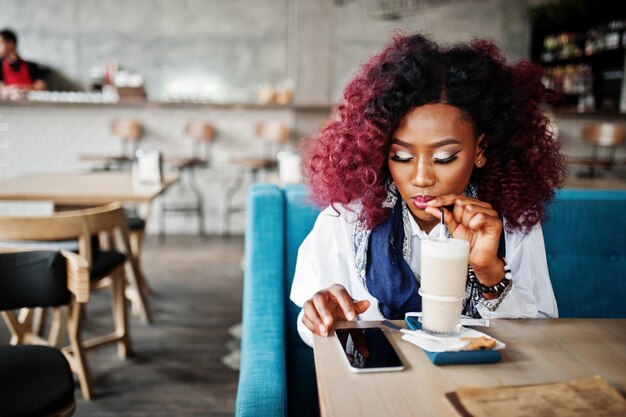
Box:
[410,195,435,209]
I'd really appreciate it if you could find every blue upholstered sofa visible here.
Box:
[235,184,626,417]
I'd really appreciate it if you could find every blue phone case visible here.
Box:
[404,316,501,366]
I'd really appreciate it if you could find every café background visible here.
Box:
[1,0,623,234]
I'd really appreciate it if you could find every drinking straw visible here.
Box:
[438,207,446,240]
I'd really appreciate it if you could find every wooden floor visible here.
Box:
[1,235,244,417]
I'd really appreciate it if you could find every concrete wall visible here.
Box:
[0,0,290,102]
[1,0,537,104]
[327,0,533,102]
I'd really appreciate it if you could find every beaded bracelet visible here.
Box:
[467,261,512,294]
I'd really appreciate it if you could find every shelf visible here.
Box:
[539,48,625,66]
[0,98,332,112]
[550,109,626,120]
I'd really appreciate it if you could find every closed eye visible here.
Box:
[433,150,461,164]
[390,150,413,162]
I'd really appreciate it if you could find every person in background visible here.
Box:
[0,28,46,98]
[290,32,566,347]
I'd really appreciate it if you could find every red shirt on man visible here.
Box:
[0,58,43,88]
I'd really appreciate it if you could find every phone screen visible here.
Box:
[335,327,404,372]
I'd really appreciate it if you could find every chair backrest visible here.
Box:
[111,118,142,160]
[184,121,215,143]
[0,202,126,267]
[111,118,142,141]
[255,121,290,144]
[254,121,290,162]
[184,121,216,162]
[582,123,625,147]
[542,189,626,318]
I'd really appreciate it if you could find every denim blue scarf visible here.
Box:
[365,196,422,319]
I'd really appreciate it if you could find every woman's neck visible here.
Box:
[415,216,438,235]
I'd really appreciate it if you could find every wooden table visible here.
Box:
[313,319,626,417]
[0,171,175,207]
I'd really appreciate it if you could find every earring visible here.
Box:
[476,159,483,166]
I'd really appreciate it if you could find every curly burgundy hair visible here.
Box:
[304,32,565,232]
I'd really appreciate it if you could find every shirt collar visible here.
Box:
[407,213,445,240]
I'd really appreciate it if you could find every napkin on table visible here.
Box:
[401,326,506,353]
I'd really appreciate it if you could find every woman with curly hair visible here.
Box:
[290,32,566,346]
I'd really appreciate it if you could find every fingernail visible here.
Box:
[319,324,327,336]
[427,200,437,205]
[348,312,355,320]
[323,316,332,326]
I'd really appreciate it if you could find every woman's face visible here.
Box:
[388,103,484,233]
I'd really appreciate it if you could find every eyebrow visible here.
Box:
[391,138,461,148]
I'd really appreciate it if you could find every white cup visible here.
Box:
[420,237,469,335]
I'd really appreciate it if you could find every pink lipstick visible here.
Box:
[410,195,435,209]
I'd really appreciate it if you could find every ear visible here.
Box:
[475,134,487,168]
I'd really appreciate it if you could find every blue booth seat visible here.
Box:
[236,184,626,417]
[543,189,626,318]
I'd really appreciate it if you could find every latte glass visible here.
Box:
[420,237,469,335]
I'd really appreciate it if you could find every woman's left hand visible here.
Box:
[425,194,503,285]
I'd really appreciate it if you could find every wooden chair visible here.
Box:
[569,122,625,178]
[0,250,81,415]
[160,121,216,237]
[0,203,149,399]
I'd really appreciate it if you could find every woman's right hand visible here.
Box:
[302,284,370,337]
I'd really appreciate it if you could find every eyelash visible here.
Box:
[434,154,459,164]
[390,151,460,164]
[390,154,413,163]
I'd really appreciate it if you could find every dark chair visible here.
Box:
[0,203,145,399]
[0,250,77,416]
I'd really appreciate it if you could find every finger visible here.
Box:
[312,292,334,328]
[425,206,459,235]
[467,212,502,233]
[303,300,326,336]
[453,201,495,226]
[452,197,493,210]
[461,205,498,228]
[301,314,319,335]
[328,285,358,320]
[354,300,370,315]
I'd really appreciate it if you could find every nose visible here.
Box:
[411,158,436,188]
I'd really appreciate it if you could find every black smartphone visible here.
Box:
[334,327,404,373]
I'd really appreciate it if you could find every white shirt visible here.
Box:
[290,205,558,347]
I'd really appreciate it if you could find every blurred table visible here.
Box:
[313,319,626,417]
[0,171,176,208]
